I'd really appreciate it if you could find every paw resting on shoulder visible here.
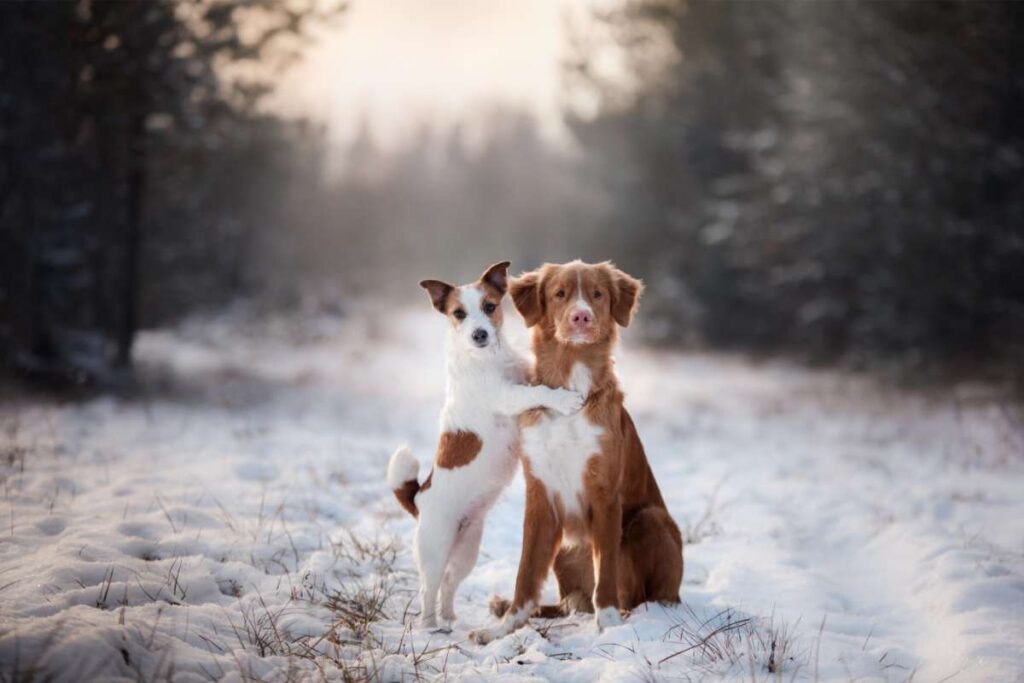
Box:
[548,388,585,415]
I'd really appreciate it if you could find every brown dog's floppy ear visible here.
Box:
[610,267,644,327]
[479,261,511,295]
[419,279,455,314]
[509,270,544,327]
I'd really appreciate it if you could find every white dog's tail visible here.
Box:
[387,446,422,517]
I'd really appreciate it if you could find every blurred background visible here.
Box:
[1,0,1022,387]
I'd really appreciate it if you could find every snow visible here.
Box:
[1,303,1022,681]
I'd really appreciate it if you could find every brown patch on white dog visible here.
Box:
[436,431,483,469]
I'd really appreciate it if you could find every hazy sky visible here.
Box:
[267,0,601,150]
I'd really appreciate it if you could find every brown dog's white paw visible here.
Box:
[594,606,624,631]
[470,602,532,644]
[469,624,503,645]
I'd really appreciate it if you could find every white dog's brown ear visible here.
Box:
[419,279,455,314]
[510,270,544,327]
[610,267,644,327]
[480,261,511,296]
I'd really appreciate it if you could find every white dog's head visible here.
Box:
[420,261,510,357]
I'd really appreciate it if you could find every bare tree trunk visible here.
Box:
[116,111,144,367]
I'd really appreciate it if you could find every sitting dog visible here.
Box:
[470,260,683,644]
[387,261,584,629]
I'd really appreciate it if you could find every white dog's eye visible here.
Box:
[453,309,467,321]
[483,303,496,315]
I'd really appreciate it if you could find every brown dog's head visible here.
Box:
[419,261,510,355]
[509,260,643,345]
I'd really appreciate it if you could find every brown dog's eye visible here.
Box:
[483,302,497,315]
[593,290,602,299]
[555,289,566,299]
[453,309,466,321]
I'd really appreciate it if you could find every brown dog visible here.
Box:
[470,260,683,643]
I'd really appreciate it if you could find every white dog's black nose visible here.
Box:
[471,328,489,347]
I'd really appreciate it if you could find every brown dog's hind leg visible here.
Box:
[489,596,512,617]
[490,596,567,619]
[620,506,683,608]
[488,596,560,618]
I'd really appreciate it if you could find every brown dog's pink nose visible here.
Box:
[570,309,592,327]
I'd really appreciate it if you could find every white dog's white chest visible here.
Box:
[521,364,604,518]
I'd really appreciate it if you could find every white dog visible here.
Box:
[387,261,583,629]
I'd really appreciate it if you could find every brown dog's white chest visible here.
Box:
[520,363,603,519]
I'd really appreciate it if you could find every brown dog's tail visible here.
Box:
[387,446,421,517]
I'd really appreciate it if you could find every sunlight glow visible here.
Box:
[266,0,604,149]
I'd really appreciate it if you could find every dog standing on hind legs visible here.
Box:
[387,261,584,630]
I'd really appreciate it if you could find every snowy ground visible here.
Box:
[1,303,1022,682]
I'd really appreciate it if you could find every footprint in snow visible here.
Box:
[35,516,67,536]
[118,521,158,540]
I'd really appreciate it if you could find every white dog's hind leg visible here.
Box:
[439,518,484,628]
[414,514,456,629]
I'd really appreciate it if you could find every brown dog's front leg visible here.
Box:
[591,498,624,629]
[470,478,560,644]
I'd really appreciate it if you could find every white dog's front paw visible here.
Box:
[595,606,623,631]
[418,614,438,629]
[549,389,584,415]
